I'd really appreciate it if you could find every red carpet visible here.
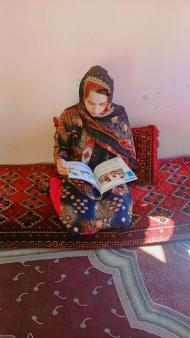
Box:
[0,241,190,337]
[0,156,190,249]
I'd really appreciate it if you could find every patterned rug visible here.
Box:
[0,240,190,337]
[0,156,190,249]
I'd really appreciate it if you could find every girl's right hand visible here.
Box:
[56,159,69,176]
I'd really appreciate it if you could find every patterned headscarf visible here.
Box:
[79,65,114,115]
[77,65,136,169]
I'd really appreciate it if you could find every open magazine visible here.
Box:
[67,156,137,195]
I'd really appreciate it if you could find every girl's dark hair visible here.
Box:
[95,88,110,97]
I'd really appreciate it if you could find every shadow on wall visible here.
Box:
[1,117,54,164]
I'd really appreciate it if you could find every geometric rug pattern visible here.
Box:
[0,240,190,337]
[0,156,190,249]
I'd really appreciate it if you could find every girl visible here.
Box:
[50,65,136,235]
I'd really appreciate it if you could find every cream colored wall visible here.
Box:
[1,0,190,164]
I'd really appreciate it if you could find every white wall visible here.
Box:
[1,0,190,164]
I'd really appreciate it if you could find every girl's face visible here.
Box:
[84,90,108,117]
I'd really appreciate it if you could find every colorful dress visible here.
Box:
[50,65,136,235]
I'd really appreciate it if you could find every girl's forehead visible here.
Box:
[86,90,108,103]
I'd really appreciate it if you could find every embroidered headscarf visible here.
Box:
[78,65,136,169]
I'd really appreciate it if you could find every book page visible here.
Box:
[93,157,137,194]
[67,161,99,190]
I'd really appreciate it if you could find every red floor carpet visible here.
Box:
[0,156,190,249]
[0,240,190,337]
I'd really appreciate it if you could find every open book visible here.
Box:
[67,156,137,195]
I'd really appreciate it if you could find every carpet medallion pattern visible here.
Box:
[0,240,190,337]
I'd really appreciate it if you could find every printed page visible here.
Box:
[67,161,100,190]
[93,156,137,194]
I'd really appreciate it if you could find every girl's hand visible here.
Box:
[56,159,68,176]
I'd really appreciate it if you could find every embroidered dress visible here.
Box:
[50,65,136,235]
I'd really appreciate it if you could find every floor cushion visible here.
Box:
[0,156,190,249]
